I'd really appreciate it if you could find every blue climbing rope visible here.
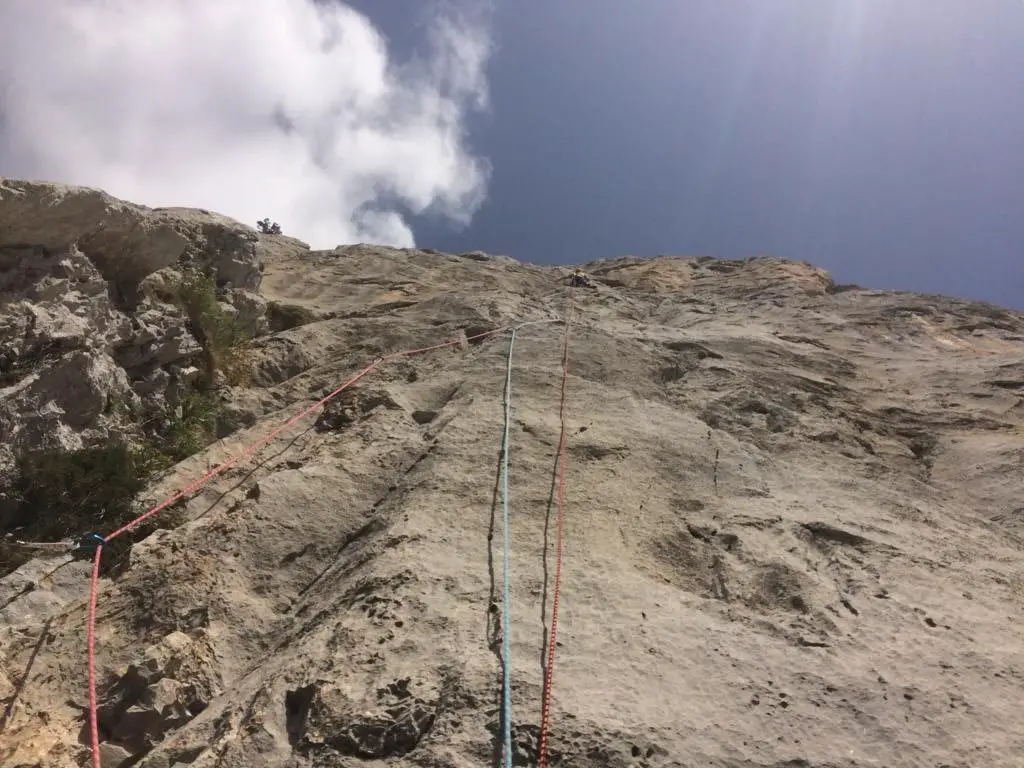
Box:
[500,327,517,768]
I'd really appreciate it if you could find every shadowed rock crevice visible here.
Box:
[285,677,438,759]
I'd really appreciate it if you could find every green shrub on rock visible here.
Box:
[0,442,184,576]
[176,269,253,387]
[5,444,157,543]
[165,392,222,461]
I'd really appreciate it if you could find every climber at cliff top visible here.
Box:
[569,268,593,288]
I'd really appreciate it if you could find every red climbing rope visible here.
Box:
[538,289,575,768]
[86,545,103,767]
[84,321,530,768]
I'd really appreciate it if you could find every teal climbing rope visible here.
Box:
[500,326,517,768]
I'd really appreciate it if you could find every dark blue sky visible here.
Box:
[354,0,1023,308]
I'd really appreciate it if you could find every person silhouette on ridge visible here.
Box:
[569,268,592,288]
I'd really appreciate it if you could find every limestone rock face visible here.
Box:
[97,630,222,756]
[113,296,199,373]
[1,182,1023,768]
[0,245,140,463]
[225,288,270,338]
[0,179,277,479]
[0,179,263,294]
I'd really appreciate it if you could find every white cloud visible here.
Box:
[0,0,492,248]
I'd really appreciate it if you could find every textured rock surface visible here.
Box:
[0,180,262,293]
[0,179,271,484]
[1,183,1023,767]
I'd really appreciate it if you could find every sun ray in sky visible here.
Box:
[681,1,772,235]
[797,0,873,233]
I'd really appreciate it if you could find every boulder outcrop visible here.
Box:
[0,180,273,481]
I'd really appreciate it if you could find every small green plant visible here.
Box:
[0,440,203,577]
[5,444,153,542]
[165,392,222,460]
[0,442,182,575]
[176,269,253,387]
[256,218,282,235]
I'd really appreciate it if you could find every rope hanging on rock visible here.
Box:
[80,315,568,768]
[499,326,518,768]
[538,289,576,768]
